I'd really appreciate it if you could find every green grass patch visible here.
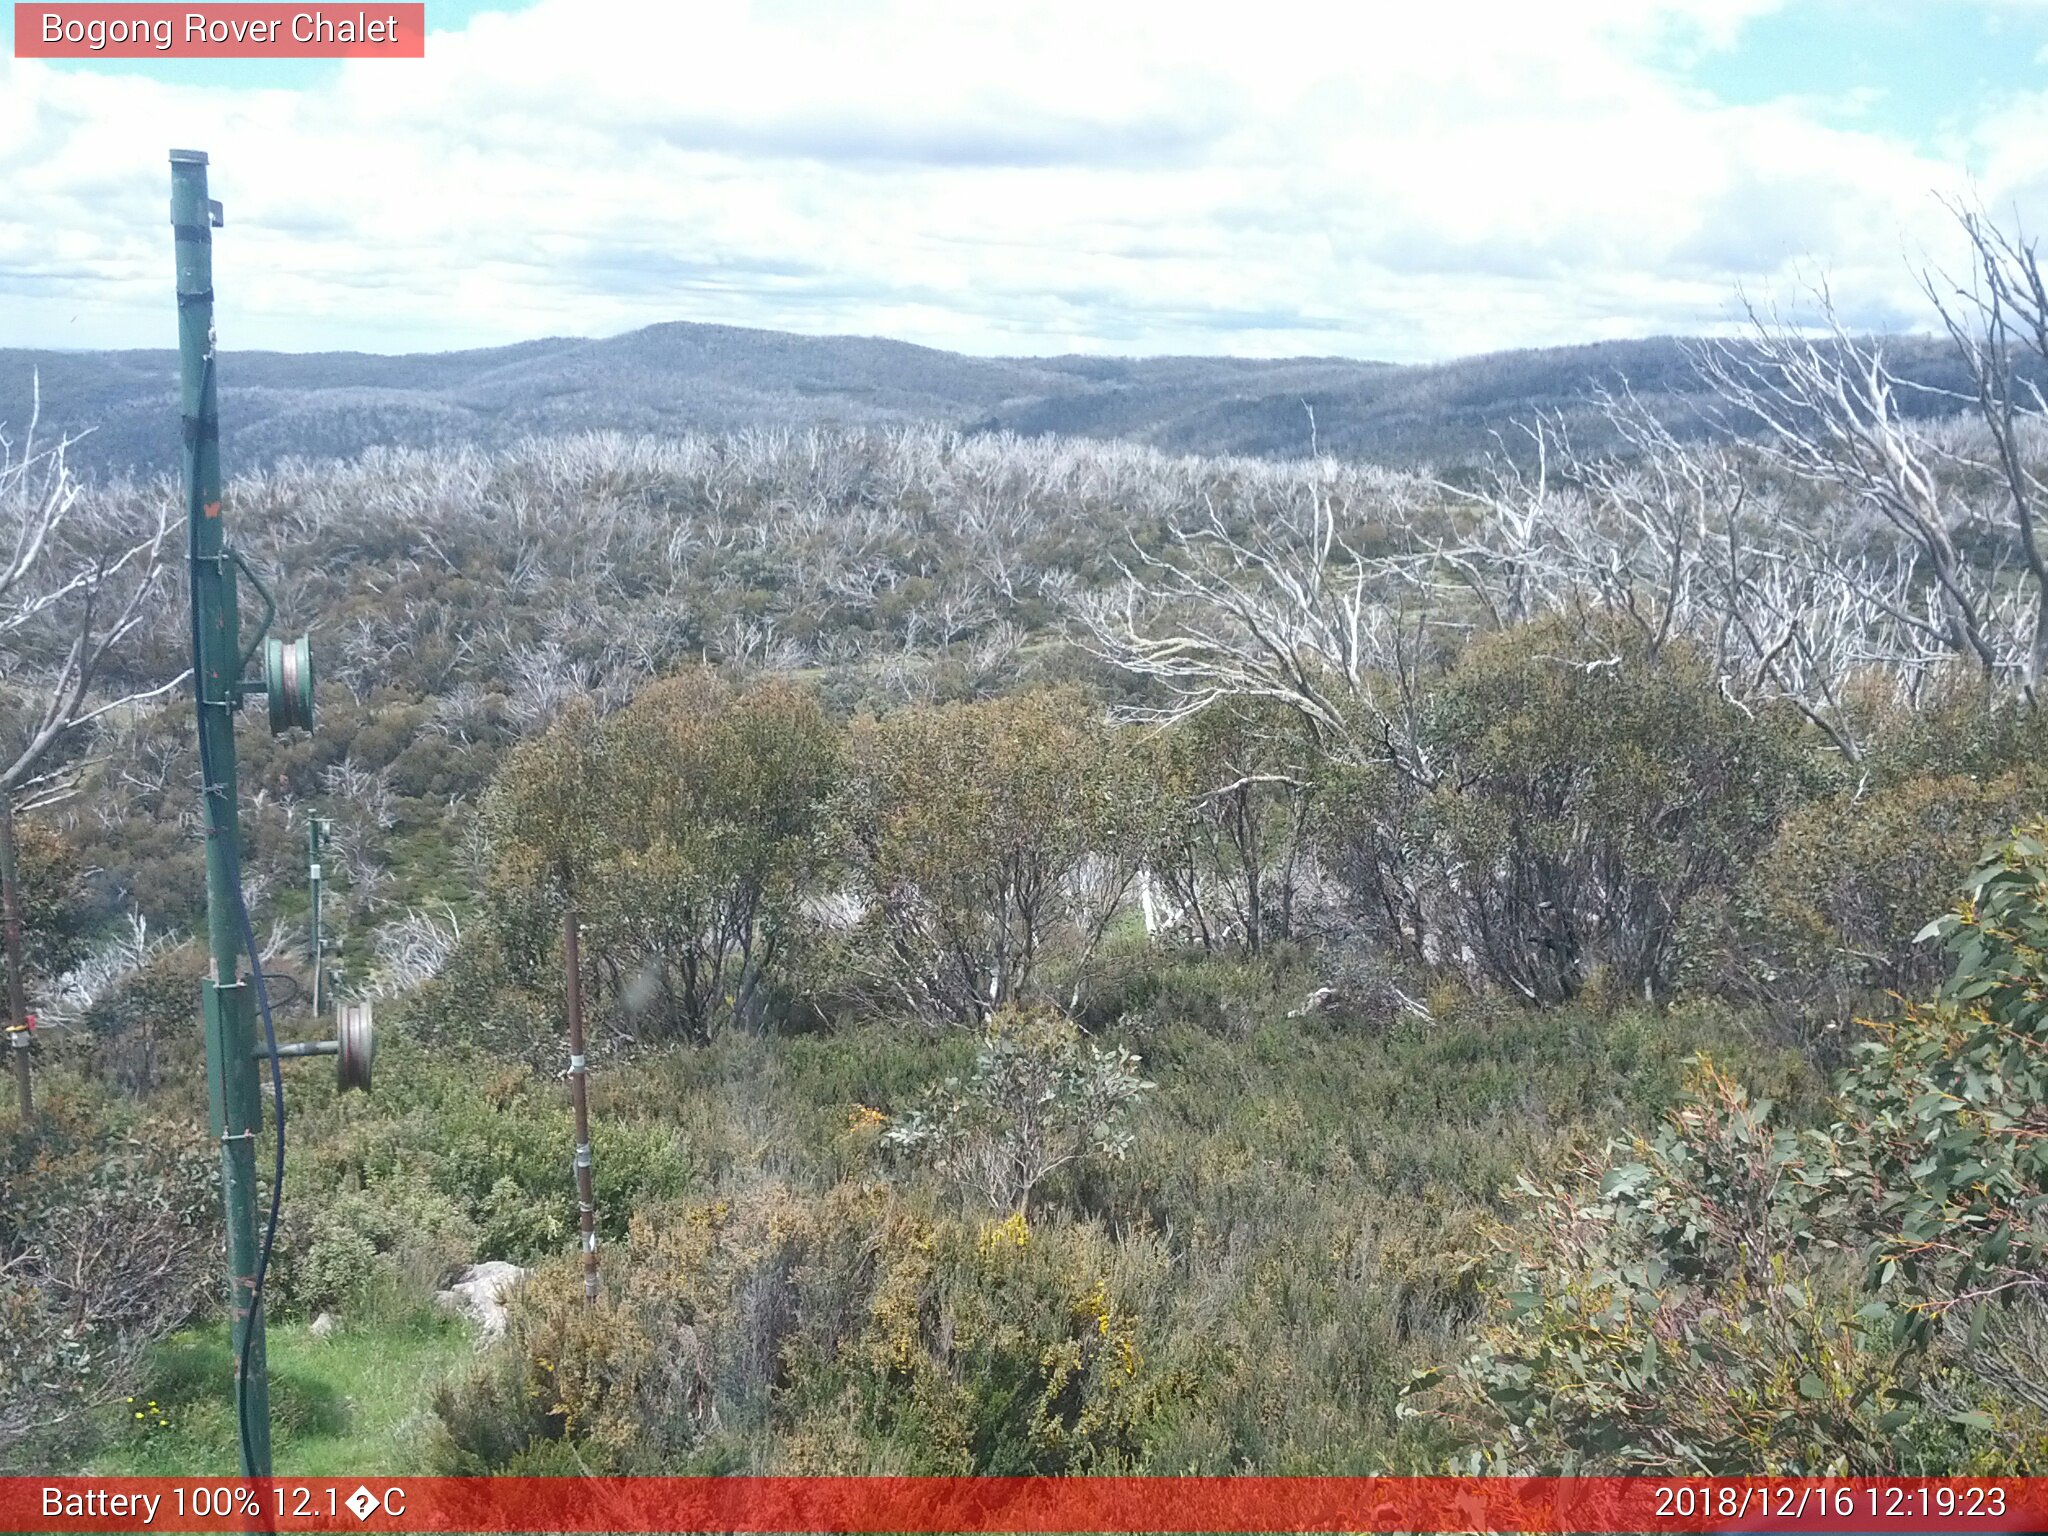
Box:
[89,1316,473,1476]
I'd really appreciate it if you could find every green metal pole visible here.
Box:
[172,147,272,1477]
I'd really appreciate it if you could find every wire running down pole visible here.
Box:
[564,908,599,1304]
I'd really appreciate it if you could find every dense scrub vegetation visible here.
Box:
[8,214,2048,1472]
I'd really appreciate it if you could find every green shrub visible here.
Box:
[283,1040,571,1280]
[483,669,841,1043]
[1145,700,1316,955]
[411,966,1780,1477]
[1076,945,1318,1041]
[5,816,92,982]
[0,1080,216,1468]
[389,929,560,1069]
[1693,770,2047,1044]
[434,1183,1184,1476]
[837,687,1161,1024]
[79,944,207,1097]
[1427,617,1812,1002]
[884,1007,1152,1215]
[1407,1062,1961,1472]
[1410,822,2048,1473]
[276,1180,478,1317]
[1316,616,1815,1005]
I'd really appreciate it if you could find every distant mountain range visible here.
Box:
[0,321,1976,480]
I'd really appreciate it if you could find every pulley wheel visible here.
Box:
[336,999,374,1094]
[265,634,315,734]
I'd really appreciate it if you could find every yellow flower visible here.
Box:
[977,1211,1031,1253]
[1080,1278,1112,1334]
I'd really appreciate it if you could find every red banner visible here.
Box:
[5,1476,2046,1533]
[13,5,425,58]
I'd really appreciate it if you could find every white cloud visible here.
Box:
[0,0,2031,358]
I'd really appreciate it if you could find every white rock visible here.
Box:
[1286,986,1336,1019]
[434,1261,529,1343]
[308,1311,339,1340]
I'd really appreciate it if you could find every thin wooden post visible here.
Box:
[564,907,599,1303]
[1,801,31,1119]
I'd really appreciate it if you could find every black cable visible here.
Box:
[257,972,304,1009]
[186,345,286,1479]
[232,847,286,1474]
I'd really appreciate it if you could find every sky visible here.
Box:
[3,0,2046,361]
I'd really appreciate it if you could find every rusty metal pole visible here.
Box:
[1,801,31,1119]
[564,908,599,1303]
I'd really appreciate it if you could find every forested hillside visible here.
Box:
[4,219,2048,1477]
[0,325,1992,482]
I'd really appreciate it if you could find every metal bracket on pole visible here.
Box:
[230,549,275,680]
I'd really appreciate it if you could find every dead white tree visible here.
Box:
[1443,390,1925,763]
[1694,290,2023,696]
[1430,390,1741,654]
[1924,200,2048,701]
[1079,472,1447,784]
[1,389,180,1113]
[1,393,181,808]
[369,904,462,997]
